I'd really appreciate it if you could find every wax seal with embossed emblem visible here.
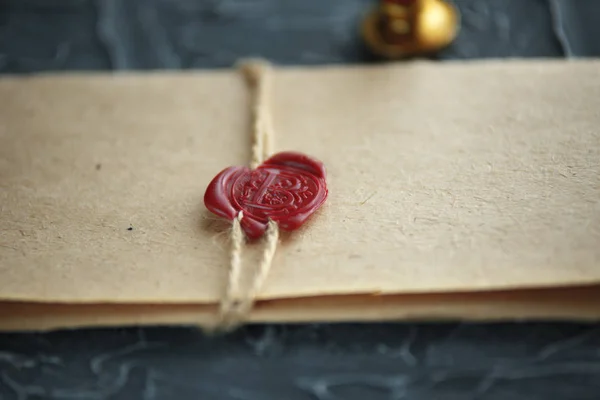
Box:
[204,151,328,240]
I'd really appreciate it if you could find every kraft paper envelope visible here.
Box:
[2,286,600,331]
[1,60,599,330]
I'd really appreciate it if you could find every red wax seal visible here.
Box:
[204,152,328,240]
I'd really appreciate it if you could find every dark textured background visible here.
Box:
[1,1,600,399]
[3,0,600,73]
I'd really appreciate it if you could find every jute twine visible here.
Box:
[215,60,279,331]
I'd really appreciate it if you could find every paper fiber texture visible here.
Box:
[1,60,600,308]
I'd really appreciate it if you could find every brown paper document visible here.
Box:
[1,286,600,331]
[1,60,600,329]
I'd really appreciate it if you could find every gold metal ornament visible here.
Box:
[362,0,460,59]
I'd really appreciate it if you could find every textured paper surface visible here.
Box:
[1,61,600,307]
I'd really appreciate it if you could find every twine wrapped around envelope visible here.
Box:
[1,60,600,331]
[217,60,279,330]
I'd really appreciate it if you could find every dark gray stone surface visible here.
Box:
[548,0,600,57]
[1,1,600,399]
[1,324,600,399]
[2,0,594,73]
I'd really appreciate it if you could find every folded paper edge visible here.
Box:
[1,285,599,332]
[2,279,600,305]
[1,58,599,82]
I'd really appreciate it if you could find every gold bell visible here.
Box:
[362,0,460,59]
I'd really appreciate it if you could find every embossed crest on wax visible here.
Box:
[204,152,328,240]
